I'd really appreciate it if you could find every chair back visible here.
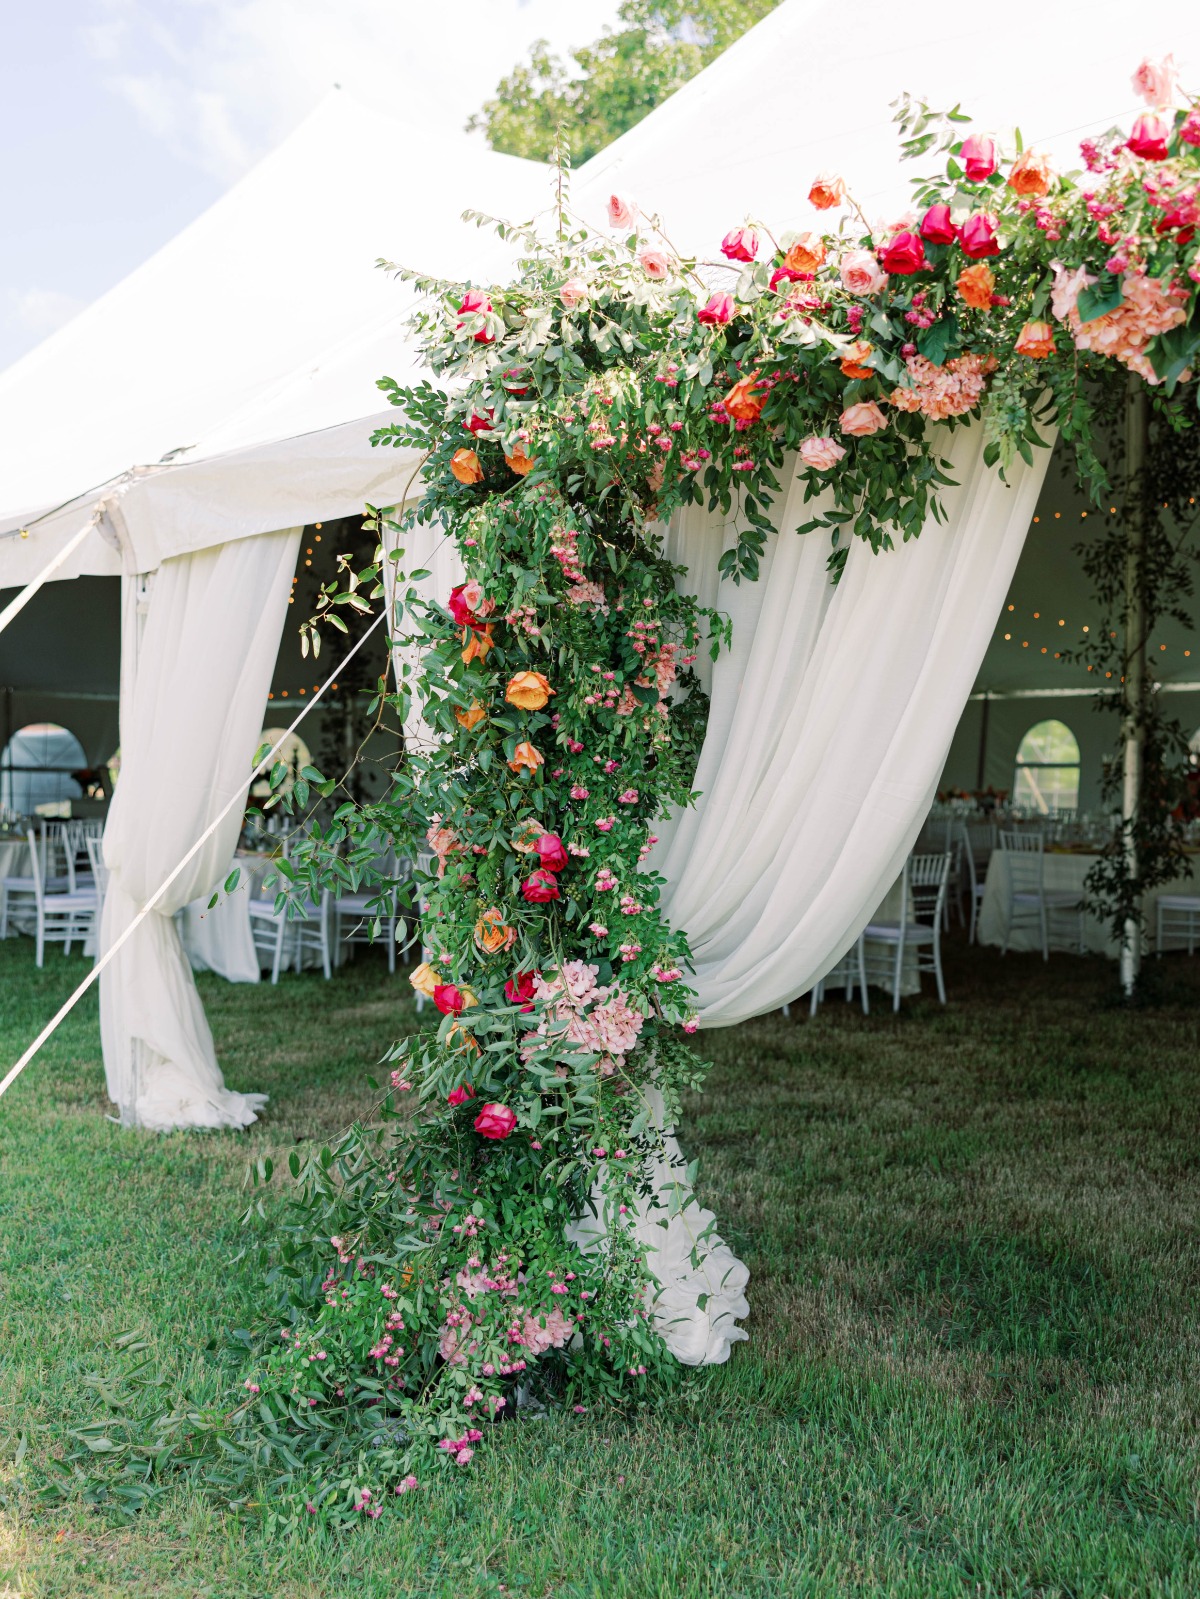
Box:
[40,820,74,886]
[25,828,46,910]
[908,851,951,926]
[86,836,109,908]
[999,829,1044,894]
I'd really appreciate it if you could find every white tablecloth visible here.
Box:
[978,849,1200,956]
[0,837,35,934]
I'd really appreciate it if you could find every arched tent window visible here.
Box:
[1013,719,1081,814]
[0,723,87,818]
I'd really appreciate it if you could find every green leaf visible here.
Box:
[1076,279,1124,326]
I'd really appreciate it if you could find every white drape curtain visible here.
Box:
[99,527,301,1129]
[655,421,1054,1024]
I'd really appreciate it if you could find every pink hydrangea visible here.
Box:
[889,353,995,421]
[1058,268,1188,383]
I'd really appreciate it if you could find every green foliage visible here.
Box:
[467,1,781,163]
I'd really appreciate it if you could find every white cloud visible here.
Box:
[84,0,623,182]
[7,287,87,337]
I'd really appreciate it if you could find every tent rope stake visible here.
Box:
[0,609,386,1103]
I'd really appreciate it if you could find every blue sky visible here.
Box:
[0,0,619,371]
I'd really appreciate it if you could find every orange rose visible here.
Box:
[475,907,517,955]
[461,623,495,665]
[508,741,544,775]
[839,339,875,379]
[447,1022,481,1055]
[722,370,768,422]
[450,448,483,485]
[808,173,846,211]
[505,670,554,711]
[1014,319,1056,358]
[839,400,888,436]
[1007,150,1052,199]
[505,445,536,476]
[455,700,487,730]
[409,961,441,998]
[784,232,826,274]
[511,820,544,854]
[956,263,995,310]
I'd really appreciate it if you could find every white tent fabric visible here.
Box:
[656,425,1052,1024]
[99,529,300,1129]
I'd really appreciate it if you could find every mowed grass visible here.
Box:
[2,932,1200,1598]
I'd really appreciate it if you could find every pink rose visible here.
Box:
[1131,54,1177,108]
[1049,261,1096,321]
[461,579,484,612]
[799,435,847,471]
[638,248,671,280]
[697,291,735,326]
[521,869,560,903]
[559,277,588,309]
[607,193,638,230]
[919,204,957,245]
[878,231,926,275]
[720,225,758,262]
[839,401,888,437]
[535,832,569,873]
[433,984,466,1016]
[839,249,887,296]
[958,212,1000,259]
[456,289,494,345]
[960,133,997,182]
[1127,112,1169,161]
[1181,109,1200,149]
[474,1103,517,1140]
[448,1084,476,1107]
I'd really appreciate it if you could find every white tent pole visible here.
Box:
[0,520,97,640]
[0,609,385,1102]
[1120,376,1148,997]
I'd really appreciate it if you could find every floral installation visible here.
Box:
[57,61,1199,1533]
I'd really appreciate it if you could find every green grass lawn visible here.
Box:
[2,932,1199,1598]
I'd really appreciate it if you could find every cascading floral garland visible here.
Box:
[59,61,1198,1532]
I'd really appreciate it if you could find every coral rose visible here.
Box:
[919,204,957,245]
[839,249,887,296]
[521,869,560,903]
[956,263,995,310]
[1007,150,1052,199]
[409,961,441,998]
[839,340,875,379]
[720,226,758,262]
[474,1103,517,1140]
[534,832,569,873]
[1127,113,1169,160]
[457,289,494,344]
[878,231,926,275]
[510,819,543,854]
[508,741,543,775]
[958,212,1000,259]
[697,291,735,326]
[461,624,495,666]
[475,908,517,955]
[808,172,846,210]
[455,701,486,731]
[505,671,554,711]
[784,233,825,274]
[1014,320,1055,358]
[638,248,671,279]
[960,133,997,182]
[450,448,483,486]
[722,371,767,422]
[559,277,588,309]
[1132,54,1177,108]
[607,193,637,229]
[799,435,846,471]
[839,401,888,437]
[448,1084,476,1107]
[505,445,536,476]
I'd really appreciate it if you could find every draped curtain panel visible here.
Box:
[99,527,301,1129]
[655,422,1054,1025]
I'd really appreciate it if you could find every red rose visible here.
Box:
[433,983,465,1016]
[474,1103,517,1140]
[457,289,494,345]
[878,231,926,275]
[521,869,560,903]
[697,291,735,326]
[504,971,539,1011]
[1127,113,1170,161]
[960,133,997,182]
[535,832,570,873]
[958,212,1000,259]
[448,1084,476,1107]
[767,266,805,293]
[919,204,957,245]
[447,583,489,633]
[463,409,493,435]
[720,226,758,262]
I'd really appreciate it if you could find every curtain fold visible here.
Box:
[655,421,1054,1025]
[99,528,301,1129]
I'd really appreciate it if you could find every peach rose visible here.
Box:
[409,961,441,998]
[607,193,638,229]
[510,820,544,854]
[475,908,517,955]
[505,446,536,476]
[638,248,671,279]
[1132,54,1177,108]
[956,263,995,310]
[450,448,483,486]
[722,371,767,422]
[808,173,846,210]
[455,701,487,731]
[508,741,544,774]
[839,249,887,296]
[1014,320,1056,358]
[839,401,888,437]
[559,277,588,309]
[505,670,554,711]
[1007,150,1052,199]
[461,624,495,666]
[784,232,825,274]
[839,339,875,379]
[799,435,846,471]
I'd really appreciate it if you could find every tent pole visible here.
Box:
[974,690,990,792]
[1120,375,1149,997]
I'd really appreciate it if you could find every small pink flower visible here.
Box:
[608,193,638,229]
[638,248,671,280]
[560,276,588,309]
[589,922,609,937]
[799,434,846,472]
[570,784,590,799]
[596,817,615,831]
